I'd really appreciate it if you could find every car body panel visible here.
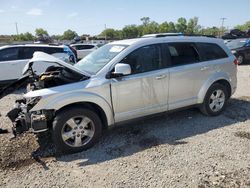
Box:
[111,68,169,122]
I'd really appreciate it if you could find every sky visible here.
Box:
[0,0,249,36]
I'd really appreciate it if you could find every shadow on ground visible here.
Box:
[46,96,250,167]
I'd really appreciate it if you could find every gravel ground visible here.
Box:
[0,65,250,188]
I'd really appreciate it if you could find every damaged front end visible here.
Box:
[7,98,54,136]
[2,52,89,137]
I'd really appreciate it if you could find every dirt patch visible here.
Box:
[198,168,250,188]
[0,133,39,169]
[235,131,250,140]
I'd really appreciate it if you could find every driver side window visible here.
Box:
[121,44,163,74]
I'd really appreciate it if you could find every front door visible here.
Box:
[111,44,169,122]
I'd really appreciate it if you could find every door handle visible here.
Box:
[200,66,209,71]
[155,75,166,80]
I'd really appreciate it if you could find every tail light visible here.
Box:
[234,59,239,65]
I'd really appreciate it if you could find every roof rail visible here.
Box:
[142,33,183,38]
[141,33,216,38]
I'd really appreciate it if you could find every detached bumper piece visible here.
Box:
[7,104,54,136]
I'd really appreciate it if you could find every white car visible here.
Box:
[0,44,75,84]
[71,44,98,59]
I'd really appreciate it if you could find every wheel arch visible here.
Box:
[55,102,109,130]
[198,74,232,104]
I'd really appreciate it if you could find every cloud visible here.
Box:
[26,8,43,16]
[67,12,78,18]
[0,9,5,13]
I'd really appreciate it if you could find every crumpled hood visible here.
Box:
[23,52,91,77]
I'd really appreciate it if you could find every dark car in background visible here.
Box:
[226,38,250,64]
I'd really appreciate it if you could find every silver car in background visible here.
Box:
[6,35,237,154]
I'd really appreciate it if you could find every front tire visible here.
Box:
[200,83,229,116]
[52,107,102,154]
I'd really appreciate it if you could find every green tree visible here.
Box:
[142,21,159,35]
[168,22,176,32]
[12,32,34,41]
[122,25,140,39]
[175,17,187,33]
[35,28,48,36]
[186,17,200,34]
[235,21,250,31]
[100,28,121,39]
[200,26,220,36]
[140,17,150,26]
[62,29,78,40]
[159,22,169,33]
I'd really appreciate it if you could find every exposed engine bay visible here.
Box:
[27,65,84,91]
[0,53,89,136]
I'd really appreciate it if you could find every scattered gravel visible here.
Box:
[0,65,250,187]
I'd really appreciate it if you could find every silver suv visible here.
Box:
[5,35,237,154]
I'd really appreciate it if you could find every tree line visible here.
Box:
[1,17,250,42]
[100,17,250,39]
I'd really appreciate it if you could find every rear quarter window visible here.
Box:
[196,43,228,61]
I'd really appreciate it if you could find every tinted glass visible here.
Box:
[196,43,228,61]
[75,45,95,50]
[122,45,163,74]
[0,47,19,61]
[45,47,64,54]
[21,47,44,59]
[167,43,199,66]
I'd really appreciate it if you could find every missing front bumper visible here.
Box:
[7,105,54,136]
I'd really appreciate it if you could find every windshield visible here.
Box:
[226,39,247,49]
[74,44,128,74]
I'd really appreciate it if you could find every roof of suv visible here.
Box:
[111,36,224,46]
[0,44,65,50]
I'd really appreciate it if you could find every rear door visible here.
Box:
[166,42,212,110]
[111,44,169,122]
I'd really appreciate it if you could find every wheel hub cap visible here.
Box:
[209,89,225,112]
[61,116,95,147]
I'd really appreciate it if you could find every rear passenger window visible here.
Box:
[0,48,19,61]
[196,43,228,61]
[167,43,199,66]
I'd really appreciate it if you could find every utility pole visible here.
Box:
[220,18,226,37]
[15,22,19,35]
[104,24,107,42]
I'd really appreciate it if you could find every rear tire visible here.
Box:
[52,107,102,154]
[200,83,229,116]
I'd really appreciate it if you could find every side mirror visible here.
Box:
[112,63,131,77]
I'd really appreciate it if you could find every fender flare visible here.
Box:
[197,72,231,104]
